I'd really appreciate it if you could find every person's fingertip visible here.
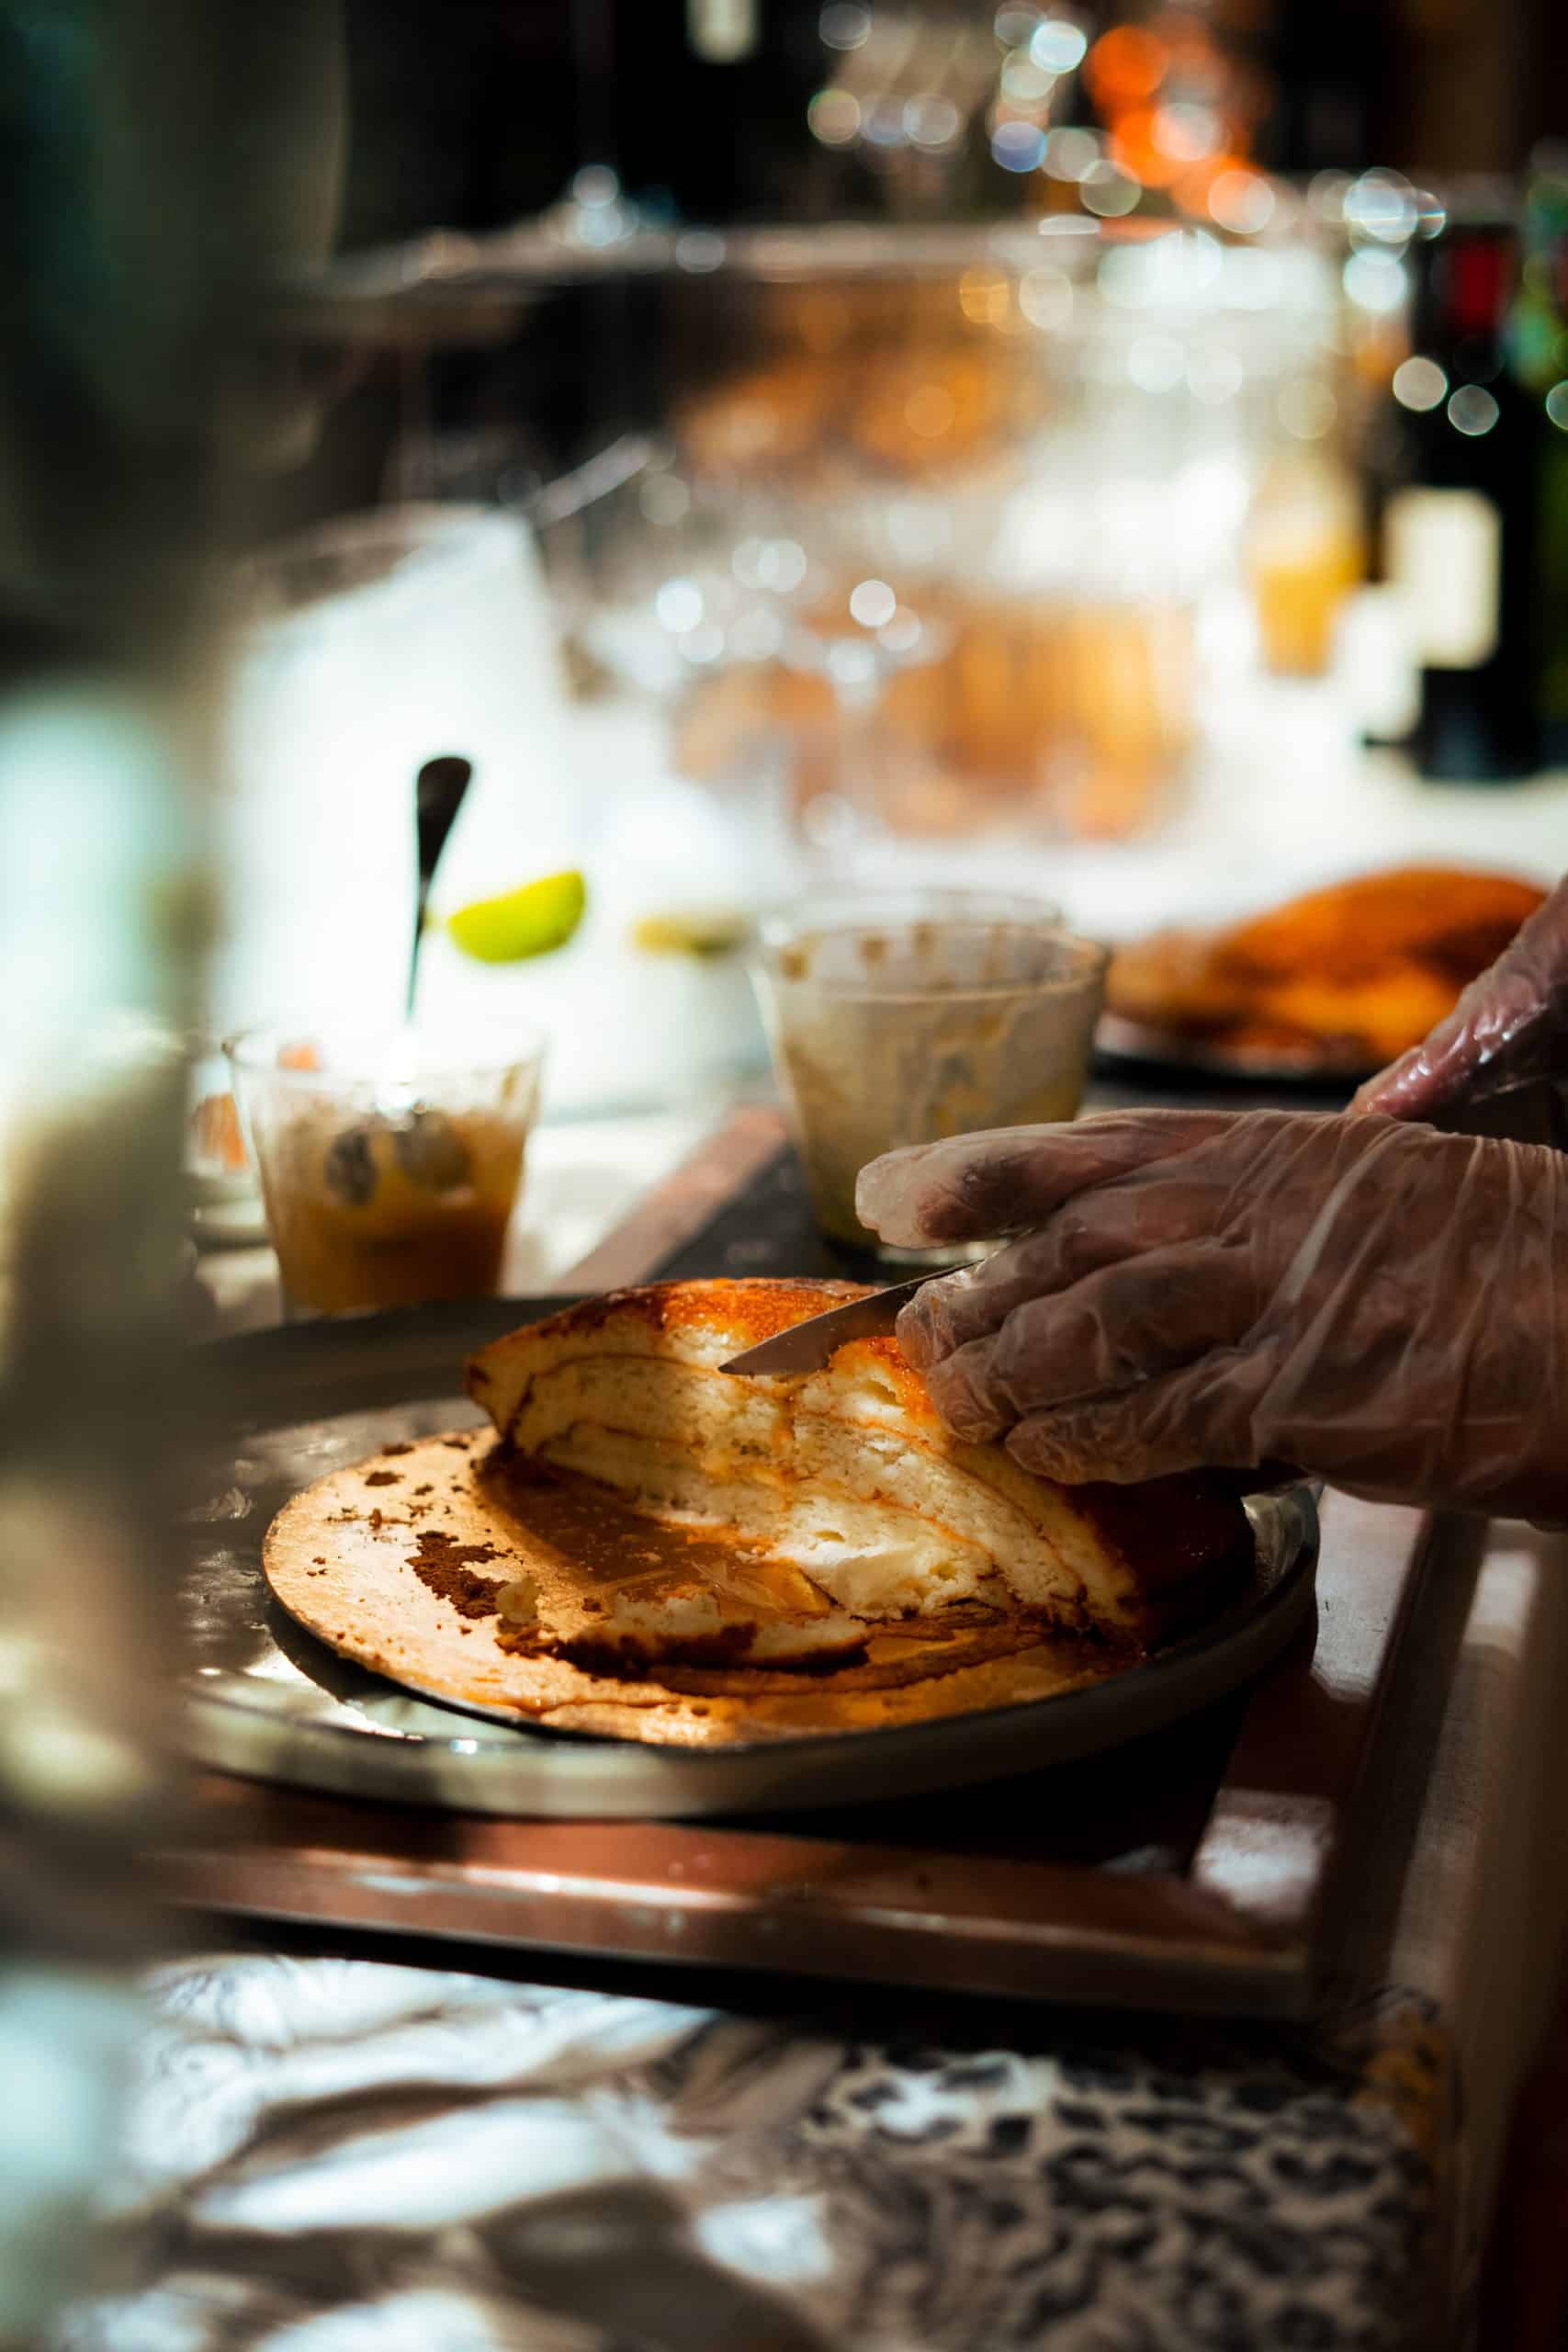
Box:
[855,1144,937,1243]
[1350,1063,1406,1114]
[1354,1050,1440,1114]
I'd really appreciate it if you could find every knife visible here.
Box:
[719,1276,932,1377]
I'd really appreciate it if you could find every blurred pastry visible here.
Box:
[1106,866,1547,1068]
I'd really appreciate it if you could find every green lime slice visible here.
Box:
[632,909,750,959]
[446,870,586,964]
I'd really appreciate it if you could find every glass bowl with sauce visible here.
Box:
[225,1023,543,1314]
[751,891,1103,1261]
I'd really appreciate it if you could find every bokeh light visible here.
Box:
[1548,382,1568,431]
[1031,16,1088,72]
[1278,379,1337,438]
[849,578,898,628]
[1000,52,1056,103]
[904,383,958,436]
[673,230,726,274]
[992,119,1048,173]
[1307,170,1351,224]
[1393,356,1448,413]
[861,96,908,150]
[655,579,705,635]
[904,96,962,150]
[1343,170,1418,246]
[641,474,692,525]
[1111,108,1183,187]
[1043,126,1100,181]
[570,165,619,209]
[807,88,862,146]
[818,3,871,49]
[1086,25,1167,106]
[1449,386,1500,437]
[1018,266,1074,329]
[1208,169,1275,234]
[994,4,1043,46]
[958,266,1012,324]
[734,537,808,594]
[1342,248,1408,315]
[1079,159,1141,216]
[1154,101,1221,163]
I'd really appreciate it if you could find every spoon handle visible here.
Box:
[409,755,472,1018]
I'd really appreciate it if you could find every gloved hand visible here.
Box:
[856,1108,1568,1521]
[1354,874,1568,1128]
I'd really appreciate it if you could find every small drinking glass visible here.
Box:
[752,892,1104,1261]
[225,1023,544,1314]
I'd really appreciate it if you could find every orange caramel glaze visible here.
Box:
[466,1278,875,1414]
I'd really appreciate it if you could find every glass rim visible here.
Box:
[222,1020,547,1088]
[752,917,1108,1005]
[760,888,1065,927]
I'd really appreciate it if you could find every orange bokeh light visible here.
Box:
[1110,107,1183,187]
[1171,151,1247,216]
[1085,26,1168,107]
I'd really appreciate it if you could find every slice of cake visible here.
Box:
[467,1279,1247,1658]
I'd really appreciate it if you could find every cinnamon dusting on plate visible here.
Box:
[407,1527,503,1620]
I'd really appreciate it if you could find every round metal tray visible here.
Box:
[179,1297,1319,1818]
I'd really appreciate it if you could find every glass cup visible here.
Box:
[751,893,1104,1261]
[225,1023,544,1314]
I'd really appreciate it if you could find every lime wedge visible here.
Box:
[632,909,750,960]
[446,870,586,964]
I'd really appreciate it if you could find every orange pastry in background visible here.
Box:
[1106,867,1546,1069]
[1215,868,1543,987]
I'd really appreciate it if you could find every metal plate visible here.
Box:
[179,1298,1319,1818]
[1094,1012,1371,1097]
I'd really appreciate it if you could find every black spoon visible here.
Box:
[409,754,472,1018]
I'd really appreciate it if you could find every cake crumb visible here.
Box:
[407,1528,503,1619]
[497,1574,540,1626]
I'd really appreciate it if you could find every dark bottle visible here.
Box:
[1383,208,1539,782]
[1512,148,1568,764]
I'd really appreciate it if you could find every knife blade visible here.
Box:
[718,1276,932,1377]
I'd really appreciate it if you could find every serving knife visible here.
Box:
[719,1276,932,1377]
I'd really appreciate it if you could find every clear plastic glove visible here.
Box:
[856,1108,1568,1521]
[1354,874,1568,1127]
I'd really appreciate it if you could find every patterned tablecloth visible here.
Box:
[62,1955,1452,2352]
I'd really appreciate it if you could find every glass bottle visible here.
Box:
[1382,203,1539,782]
